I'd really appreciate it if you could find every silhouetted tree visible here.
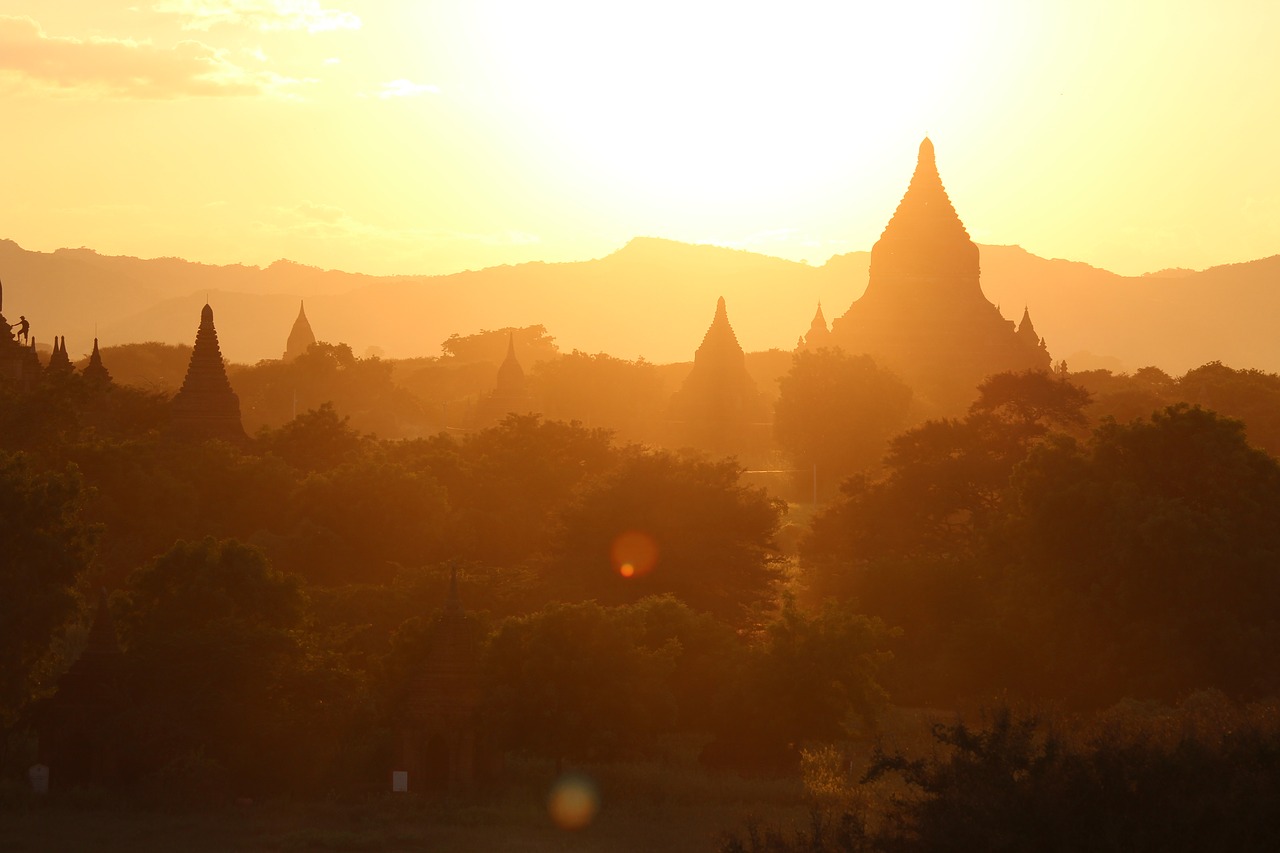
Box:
[774,349,914,499]
[114,537,305,789]
[530,351,667,443]
[546,447,784,624]
[481,600,676,766]
[0,453,96,723]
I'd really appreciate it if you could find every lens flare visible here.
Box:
[547,773,599,830]
[610,530,658,579]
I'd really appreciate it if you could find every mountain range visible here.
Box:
[2,237,1277,375]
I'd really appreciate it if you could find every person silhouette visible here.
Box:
[14,316,29,343]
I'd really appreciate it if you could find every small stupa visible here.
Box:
[170,304,246,441]
[283,301,316,362]
[669,296,762,451]
[81,338,112,386]
[798,302,833,351]
[46,336,73,374]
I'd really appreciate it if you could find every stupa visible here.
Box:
[669,296,763,451]
[283,301,316,362]
[82,338,112,386]
[829,138,1050,410]
[170,304,246,441]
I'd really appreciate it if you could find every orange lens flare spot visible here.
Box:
[548,773,599,830]
[610,531,658,579]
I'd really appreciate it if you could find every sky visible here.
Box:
[0,0,1276,278]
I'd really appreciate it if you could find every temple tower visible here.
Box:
[283,301,316,362]
[477,332,534,425]
[81,338,112,386]
[170,304,246,441]
[669,296,762,452]
[799,302,833,351]
[399,569,488,795]
[46,337,73,374]
[829,138,1051,411]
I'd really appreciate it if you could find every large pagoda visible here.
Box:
[170,303,246,441]
[829,138,1050,411]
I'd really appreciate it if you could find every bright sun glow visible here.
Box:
[470,1,1011,221]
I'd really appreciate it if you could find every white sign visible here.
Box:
[391,770,408,792]
[28,764,49,795]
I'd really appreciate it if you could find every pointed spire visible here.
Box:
[868,136,978,291]
[82,337,112,386]
[697,296,745,359]
[46,335,73,373]
[1016,305,1041,348]
[283,300,316,362]
[170,303,246,441]
[801,301,833,351]
[495,330,525,396]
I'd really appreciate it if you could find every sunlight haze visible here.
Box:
[0,0,1275,278]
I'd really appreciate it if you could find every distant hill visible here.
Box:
[2,237,1277,374]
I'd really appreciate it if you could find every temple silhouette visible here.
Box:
[170,303,246,441]
[475,332,534,426]
[283,301,316,362]
[798,302,833,351]
[829,138,1051,410]
[82,338,112,387]
[669,296,764,452]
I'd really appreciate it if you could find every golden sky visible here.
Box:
[0,1,1276,277]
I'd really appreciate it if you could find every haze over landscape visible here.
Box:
[1,0,1277,278]
[5,3,1280,852]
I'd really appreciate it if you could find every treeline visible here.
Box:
[0,369,889,796]
[5,348,1280,812]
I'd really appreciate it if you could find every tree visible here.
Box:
[114,537,304,786]
[774,349,914,498]
[1000,404,1280,701]
[256,402,371,472]
[970,368,1091,436]
[530,351,667,444]
[546,447,785,624]
[481,601,676,766]
[441,414,617,566]
[440,325,559,366]
[0,453,97,722]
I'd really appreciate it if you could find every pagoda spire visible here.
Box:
[1016,305,1041,349]
[495,331,525,396]
[696,296,745,360]
[866,136,979,298]
[283,301,316,362]
[47,336,73,373]
[170,303,246,441]
[82,337,112,386]
[801,301,833,351]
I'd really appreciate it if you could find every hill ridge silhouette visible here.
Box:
[2,236,1277,373]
